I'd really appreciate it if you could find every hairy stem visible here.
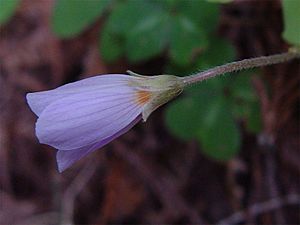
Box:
[181,49,300,86]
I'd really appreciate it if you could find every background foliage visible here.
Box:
[1,0,298,160]
[51,0,257,160]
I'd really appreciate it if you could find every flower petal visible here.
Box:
[56,115,141,172]
[26,74,135,116]
[36,85,142,150]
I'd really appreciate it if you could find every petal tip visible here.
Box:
[26,93,39,116]
[25,93,41,116]
[56,150,71,173]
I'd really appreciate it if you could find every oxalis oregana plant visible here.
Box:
[26,47,300,172]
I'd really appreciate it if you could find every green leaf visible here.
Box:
[180,1,219,34]
[165,97,203,140]
[166,94,241,160]
[197,97,241,160]
[170,15,208,66]
[227,71,262,133]
[282,0,300,45]
[0,0,20,26]
[165,84,218,140]
[197,37,235,70]
[160,0,179,8]
[206,0,232,3]
[185,77,224,97]
[99,24,124,62]
[126,11,170,62]
[229,72,256,102]
[104,0,168,62]
[52,0,110,38]
[105,0,159,35]
[246,101,262,133]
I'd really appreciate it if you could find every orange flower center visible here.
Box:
[136,90,151,106]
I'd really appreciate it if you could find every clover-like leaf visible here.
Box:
[99,24,124,62]
[0,0,20,26]
[282,0,300,45]
[170,15,208,66]
[180,0,220,34]
[206,0,233,3]
[197,97,241,160]
[52,0,110,38]
[197,37,235,70]
[165,97,203,140]
[126,11,170,62]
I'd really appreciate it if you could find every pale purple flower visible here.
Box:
[26,73,183,172]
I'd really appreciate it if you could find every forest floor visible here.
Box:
[0,0,299,224]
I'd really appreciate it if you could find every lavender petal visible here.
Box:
[36,85,142,150]
[26,74,135,116]
[56,115,141,172]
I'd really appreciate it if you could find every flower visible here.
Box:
[26,73,183,172]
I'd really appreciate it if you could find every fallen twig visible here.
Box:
[217,193,300,225]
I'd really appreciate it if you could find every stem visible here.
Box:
[181,50,300,86]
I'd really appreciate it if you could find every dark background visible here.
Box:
[0,0,299,224]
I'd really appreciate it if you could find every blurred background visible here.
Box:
[0,0,299,224]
